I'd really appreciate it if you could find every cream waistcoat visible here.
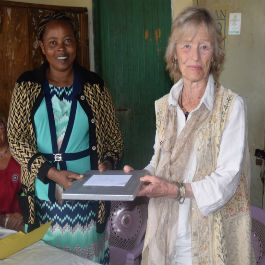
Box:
[142,85,253,265]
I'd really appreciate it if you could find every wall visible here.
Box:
[7,0,265,207]
[198,0,265,208]
[172,0,265,208]
[6,0,95,70]
[6,0,194,70]
[171,0,194,19]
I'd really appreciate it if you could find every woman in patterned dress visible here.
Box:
[7,12,123,264]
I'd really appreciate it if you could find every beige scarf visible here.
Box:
[143,91,213,264]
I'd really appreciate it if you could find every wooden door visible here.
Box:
[0,1,89,118]
[93,0,172,169]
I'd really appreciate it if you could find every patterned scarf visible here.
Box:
[142,89,216,265]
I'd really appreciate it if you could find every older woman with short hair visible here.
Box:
[165,6,224,82]
[125,6,253,265]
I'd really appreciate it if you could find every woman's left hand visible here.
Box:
[98,160,113,173]
[138,175,178,198]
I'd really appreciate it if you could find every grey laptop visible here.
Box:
[62,170,147,201]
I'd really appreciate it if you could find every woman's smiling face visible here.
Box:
[39,20,76,73]
[176,22,213,84]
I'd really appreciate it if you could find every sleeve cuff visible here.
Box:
[144,165,155,176]
[103,157,115,169]
[191,181,211,216]
[37,161,53,184]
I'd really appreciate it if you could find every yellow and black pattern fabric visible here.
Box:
[7,62,123,231]
[83,83,122,167]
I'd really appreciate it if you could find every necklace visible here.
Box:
[0,147,9,159]
[179,89,189,119]
[47,69,74,87]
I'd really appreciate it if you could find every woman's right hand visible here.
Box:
[123,165,179,198]
[47,168,83,190]
[137,175,178,198]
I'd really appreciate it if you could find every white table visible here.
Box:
[0,228,99,265]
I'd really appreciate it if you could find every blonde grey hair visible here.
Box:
[165,6,225,81]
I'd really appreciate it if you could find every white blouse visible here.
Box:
[145,75,246,264]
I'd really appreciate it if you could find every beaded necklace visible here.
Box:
[178,89,189,119]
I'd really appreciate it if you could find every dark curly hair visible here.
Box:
[38,11,77,41]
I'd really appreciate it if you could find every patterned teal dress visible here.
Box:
[33,79,109,264]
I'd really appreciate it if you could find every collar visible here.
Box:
[35,61,103,88]
[168,74,215,111]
